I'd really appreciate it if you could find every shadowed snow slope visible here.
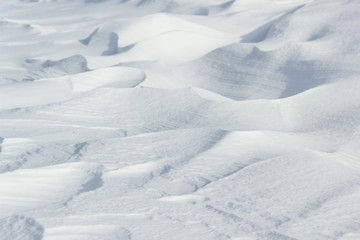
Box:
[1,0,360,239]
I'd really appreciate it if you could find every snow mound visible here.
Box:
[0,66,145,109]
[81,13,238,65]
[67,66,146,92]
[0,80,73,110]
[0,215,44,240]
[116,13,236,46]
[116,30,237,64]
[0,162,103,217]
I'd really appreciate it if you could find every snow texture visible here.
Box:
[1,0,360,239]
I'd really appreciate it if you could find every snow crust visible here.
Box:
[1,0,360,239]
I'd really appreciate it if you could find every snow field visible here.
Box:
[1,0,360,239]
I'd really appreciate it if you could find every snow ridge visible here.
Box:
[1,0,360,239]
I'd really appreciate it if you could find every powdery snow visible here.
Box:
[1,0,360,239]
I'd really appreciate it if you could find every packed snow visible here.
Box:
[1,0,360,239]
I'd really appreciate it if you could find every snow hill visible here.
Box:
[1,0,360,239]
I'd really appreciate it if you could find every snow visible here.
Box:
[0,215,44,240]
[0,162,103,217]
[1,0,360,239]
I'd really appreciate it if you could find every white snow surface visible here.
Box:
[1,0,360,239]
